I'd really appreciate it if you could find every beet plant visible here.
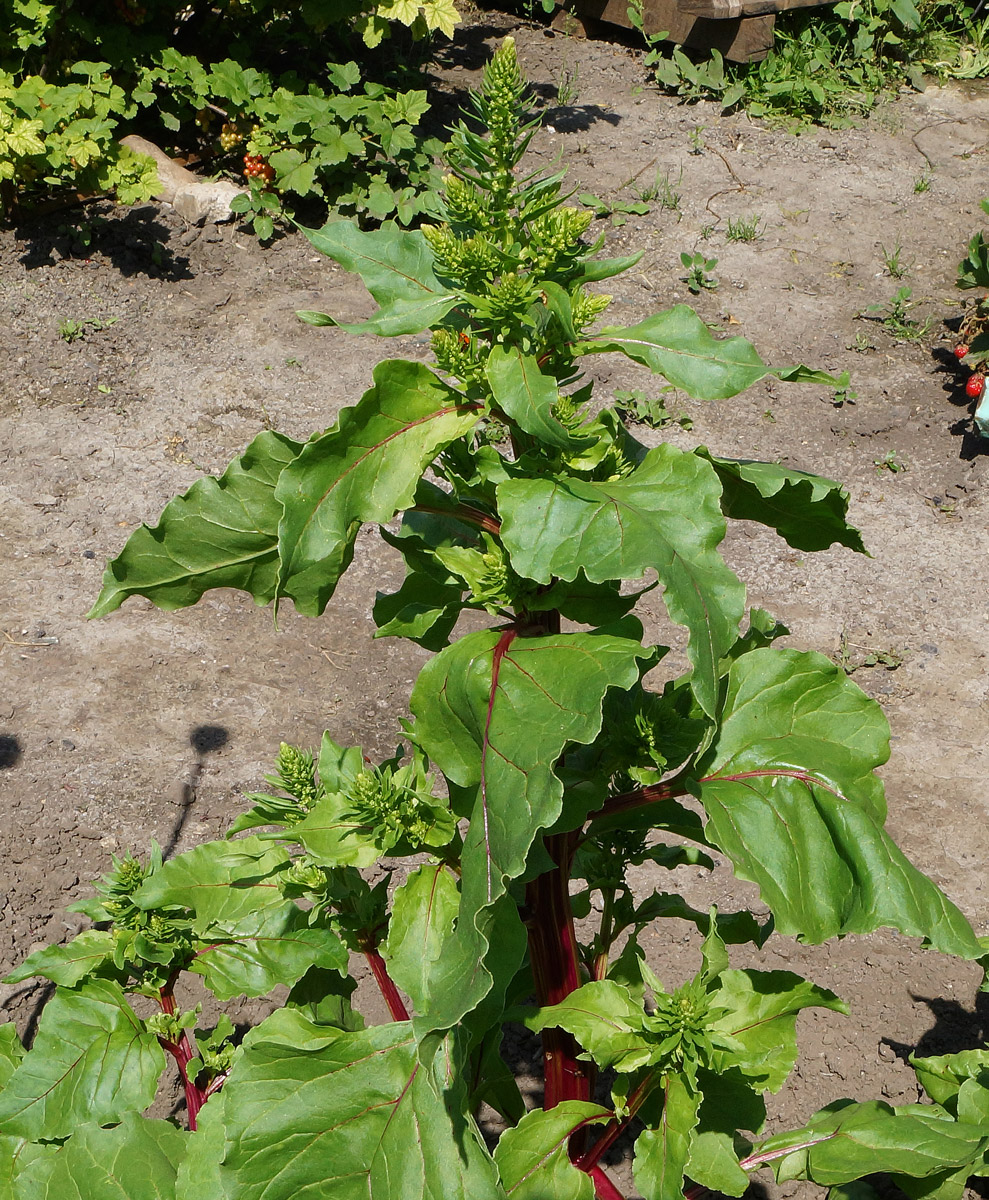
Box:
[1,39,982,1200]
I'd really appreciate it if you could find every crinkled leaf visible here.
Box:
[410,627,649,1033]
[131,837,290,932]
[756,1100,989,1187]
[210,1014,503,1199]
[38,1114,188,1200]
[89,431,302,618]
[696,449,866,554]
[577,307,839,400]
[191,906,347,1001]
[523,981,650,1072]
[912,1049,989,1107]
[709,970,847,1091]
[298,220,457,335]
[494,1103,611,1199]
[383,864,460,1016]
[695,648,981,957]
[499,446,744,716]
[0,979,164,1140]
[3,929,115,987]
[634,1074,701,1200]
[275,359,479,615]
[485,346,591,451]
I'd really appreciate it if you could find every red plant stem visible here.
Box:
[412,502,501,536]
[526,830,592,1127]
[589,1165,626,1200]
[363,944,410,1022]
[576,1073,657,1175]
[158,981,205,1131]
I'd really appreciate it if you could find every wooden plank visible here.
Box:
[677,0,831,17]
[557,1,776,61]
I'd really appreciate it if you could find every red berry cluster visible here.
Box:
[243,154,274,185]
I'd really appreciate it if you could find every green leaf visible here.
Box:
[523,981,651,1072]
[89,431,302,618]
[485,346,590,451]
[3,929,114,987]
[373,570,464,648]
[686,1067,764,1196]
[756,1100,989,1187]
[382,863,459,1015]
[297,220,458,335]
[494,1103,611,1199]
[37,1114,188,1200]
[275,359,479,615]
[695,648,982,957]
[192,906,347,1000]
[575,251,643,283]
[695,449,867,554]
[709,970,847,1091]
[131,837,291,931]
[0,979,164,1139]
[634,1074,701,1200]
[210,1016,503,1199]
[499,446,745,716]
[0,1026,24,1089]
[576,307,776,401]
[410,627,649,1032]
[911,1048,989,1106]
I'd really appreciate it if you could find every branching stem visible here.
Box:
[158,978,206,1130]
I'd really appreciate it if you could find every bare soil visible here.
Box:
[2,10,989,1195]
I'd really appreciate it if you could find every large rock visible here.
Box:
[120,134,247,224]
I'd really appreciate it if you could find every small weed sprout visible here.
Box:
[688,125,706,154]
[914,172,934,193]
[873,449,907,474]
[680,250,719,292]
[879,241,909,279]
[726,214,762,243]
[861,286,932,341]
[613,388,693,429]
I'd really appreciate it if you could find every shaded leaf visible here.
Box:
[89,431,302,618]
[485,346,590,451]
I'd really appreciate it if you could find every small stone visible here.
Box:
[83,550,96,559]
[61,739,75,751]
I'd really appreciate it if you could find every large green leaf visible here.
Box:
[696,449,866,554]
[33,1115,187,1200]
[89,431,302,618]
[755,1100,989,1187]
[485,346,591,451]
[298,220,458,335]
[0,980,164,1140]
[382,864,460,1016]
[493,1103,610,1200]
[695,648,981,957]
[498,446,745,716]
[410,627,649,1033]
[3,930,115,987]
[912,1049,989,1107]
[577,307,838,400]
[275,359,479,615]
[634,1074,701,1200]
[131,837,291,932]
[208,1014,503,1200]
[523,981,652,1072]
[191,906,347,1001]
[709,970,847,1091]
[686,1067,765,1197]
